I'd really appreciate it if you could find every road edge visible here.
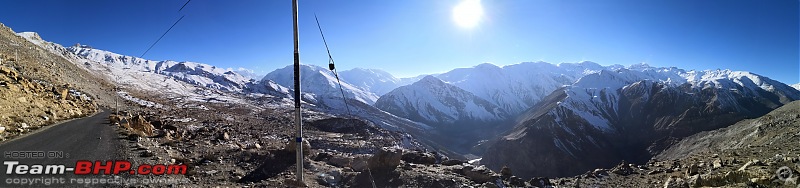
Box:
[0,109,106,146]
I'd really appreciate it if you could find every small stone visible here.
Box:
[712,159,723,169]
[20,123,29,129]
[219,132,230,140]
[685,163,699,176]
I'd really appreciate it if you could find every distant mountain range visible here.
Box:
[481,66,800,178]
[17,30,800,180]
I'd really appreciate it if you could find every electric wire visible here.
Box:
[140,15,185,58]
[315,13,376,188]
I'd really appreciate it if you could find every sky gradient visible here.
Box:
[1,0,798,84]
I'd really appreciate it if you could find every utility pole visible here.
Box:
[291,0,304,185]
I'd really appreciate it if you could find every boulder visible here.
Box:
[528,177,553,187]
[611,161,634,176]
[500,166,512,179]
[285,139,312,156]
[685,163,699,176]
[313,152,333,161]
[712,159,722,169]
[442,159,465,166]
[316,170,342,186]
[663,176,689,188]
[327,155,353,168]
[463,165,496,183]
[508,176,525,187]
[129,115,155,136]
[0,126,5,134]
[367,147,402,170]
[401,151,436,165]
[351,155,370,172]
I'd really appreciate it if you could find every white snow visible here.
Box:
[375,75,508,124]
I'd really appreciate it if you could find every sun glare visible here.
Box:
[452,0,484,28]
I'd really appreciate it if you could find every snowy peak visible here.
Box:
[339,68,401,96]
[483,65,800,178]
[66,45,255,92]
[793,83,800,91]
[436,61,612,114]
[262,64,379,105]
[17,32,44,46]
[375,75,509,125]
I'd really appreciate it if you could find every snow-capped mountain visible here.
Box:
[793,83,800,91]
[262,64,381,105]
[67,45,255,93]
[375,75,509,125]
[339,68,402,96]
[436,61,613,115]
[481,64,800,178]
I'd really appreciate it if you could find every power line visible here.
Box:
[315,13,375,188]
[179,0,191,12]
[314,13,352,116]
[140,15,185,58]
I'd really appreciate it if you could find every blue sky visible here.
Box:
[1,0,797,84]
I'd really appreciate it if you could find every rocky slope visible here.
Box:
[0,23,114,141]
[542,100,800,187]
[482,66,800,179]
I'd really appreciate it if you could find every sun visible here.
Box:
[452,0,484,28]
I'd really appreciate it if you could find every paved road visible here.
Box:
[0,109,125,187]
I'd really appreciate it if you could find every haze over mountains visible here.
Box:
[14,30,800,181]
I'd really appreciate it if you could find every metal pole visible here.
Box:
[291,0,304,185]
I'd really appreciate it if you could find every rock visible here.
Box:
[367,147,402,170]
[401,151,436,165]
[327,155,353,168]
[737,160,761,171]
[686,174,700,187]
[500,166,512,179]
[219,132,230,140]
[593,168,609,177]
[317,170,342,186]
[648,169,664,175]
[663,176,689,188]
[442,159,465,166]
[19,123,28,129]
[59,89,68,100]
[285,139,311,156]
[712,159,722,169]
[686,163,699,176]
[313,152,333,161]
[140,150,155,157]
[508,176,525,187]
[480,182,499,188]
[16,97,26,103]
[611,161,634,176]
[463,165,495,183]
[528,177,552,187]
[351,155,370,172]
[253,143,262,149]
[129,115,155,136]
[0,126,5,134]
